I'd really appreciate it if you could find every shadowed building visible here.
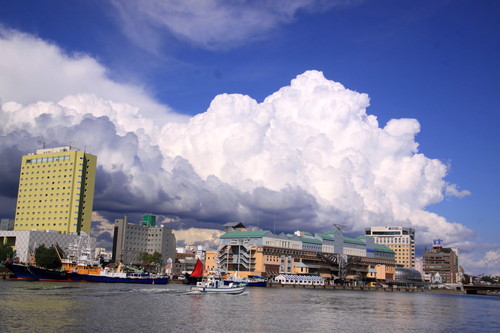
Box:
[112,215,176,266]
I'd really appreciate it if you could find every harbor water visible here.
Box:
[0,280,498,333]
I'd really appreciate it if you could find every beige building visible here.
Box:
[365,226,415,268]
[14,146,97,235]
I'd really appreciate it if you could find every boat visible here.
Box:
[185,258,204,285]
[4,262,38,280]
[67,262,169,284]
[190,275,246,294]
[4,261,71,281]
[224,275,267,287]
[68,270,169,284]
[27,265,70,281]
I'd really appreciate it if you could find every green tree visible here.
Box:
[139,252,162,265]
[0,243,14,262]
[34,244,64,269]
[151,251,162,265]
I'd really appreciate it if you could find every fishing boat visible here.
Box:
[190,275,246,294]
[4,262,38,280]
[68,269,169,284]
[27,265,70,281]
[4,261,72,281]
[184,258,204,285]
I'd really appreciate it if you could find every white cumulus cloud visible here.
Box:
[0,29,480,257]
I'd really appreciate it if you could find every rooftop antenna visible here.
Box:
[43,141,46,149]
[273,213,276,234]
[334,224,345,234]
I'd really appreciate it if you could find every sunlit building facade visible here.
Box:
[365,226,415,268]
[217,224,396,283]
[423,239,459,284]
[13,146,97,234]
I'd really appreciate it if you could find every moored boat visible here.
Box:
[4,262,38,280]
[27,265,70,281]
[224,275,267,287]
[68,270,169,284]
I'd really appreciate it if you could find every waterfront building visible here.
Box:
[0,218,14,231]
[205,250,218,274]
[392,267,425,287]
[365,226,416,268]
[0,229,96,263]
[13,146,97,235]
[112,215,176,266]
[423,239,459,284]
[173,245,207,276]
[217,223,396,284]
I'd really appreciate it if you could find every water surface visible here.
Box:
[0,280,498,332]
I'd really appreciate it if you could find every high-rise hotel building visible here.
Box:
[14,146,97,234]
[365,226,415,268]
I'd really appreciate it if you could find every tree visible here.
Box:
[34,244,65,269]
[0,243,14,262]
[139,252,162,265]
[151,252,162,265]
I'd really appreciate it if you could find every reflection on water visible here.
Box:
[1,280,498,333]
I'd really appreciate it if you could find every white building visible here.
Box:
[0,230,95,263]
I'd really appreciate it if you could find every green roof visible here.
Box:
[356,235,370,239]
[317,233,334,241]
[324,230,340,235]
[300,237,323,245]
[374,244,395,253]
[220,230,273,239]
[343,236,366,245]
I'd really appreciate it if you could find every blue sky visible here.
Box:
[0,0,498,274]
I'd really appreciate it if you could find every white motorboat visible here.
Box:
[190,275,246,294]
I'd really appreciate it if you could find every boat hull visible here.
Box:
[4,262,38,280]
[28,266,70,281]
[184,273,203,285]
[69,272,169,284]
[190,286,246,294]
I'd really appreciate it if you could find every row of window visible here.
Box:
[375,237,412,244]
[26,155,72,163]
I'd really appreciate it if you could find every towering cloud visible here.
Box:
[0,29,473,251]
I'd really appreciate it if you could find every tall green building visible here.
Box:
[14,146,97,235]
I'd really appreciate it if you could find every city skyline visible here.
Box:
[0,1,498,275]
